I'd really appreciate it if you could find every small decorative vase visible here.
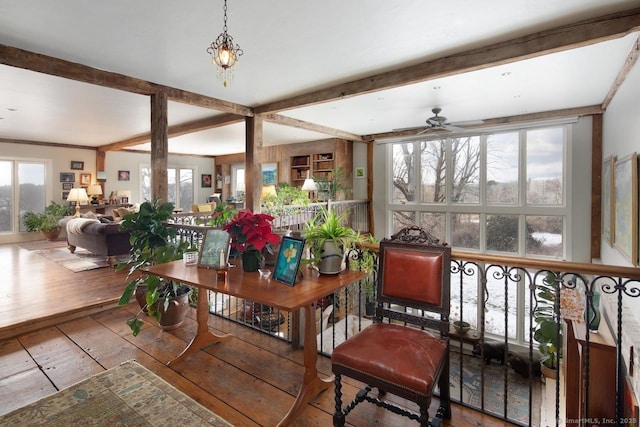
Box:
[242,250,261,272]
[584,291,601,332]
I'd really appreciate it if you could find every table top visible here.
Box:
[145,260,367,312]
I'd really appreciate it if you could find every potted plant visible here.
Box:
[304,206,364,274]
[23,201,73,240]
[348,235,379,316]
[117,199,194,336]
[533,272,563,379]
[206,203,237,228]
[223,209,280,272]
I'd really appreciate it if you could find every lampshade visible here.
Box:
[261,185,277,199]
[301,178,317,191]
[87,184,103,196]
[68,187,89,217]
[67,187,89,203]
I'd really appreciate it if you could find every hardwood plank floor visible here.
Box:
[0,240,515,426]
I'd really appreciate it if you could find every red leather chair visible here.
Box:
[331,226,451,426]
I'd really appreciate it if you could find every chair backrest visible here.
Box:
[191,202,216,213]
[376,226,451,333]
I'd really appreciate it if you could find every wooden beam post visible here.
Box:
[591,114,603,260]
[245,115,263,213]
[151,91,168,204]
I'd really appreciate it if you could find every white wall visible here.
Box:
[352,142,368,200]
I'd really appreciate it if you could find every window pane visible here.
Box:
[526,215,563,258]
[451,213,479,250]
[0,161,13,232]
[487,132,519,204]
[451,136,480,204]
[420,140,445,203]
[486,214,519,253]
[18,162,46,232]
[526,127,564,205]
[179,169,193,211]
[450,263,479,330]
[392,143,416,203]
[392,211,416,233]
[419,212,445,241]
[141,167,151,202]
[167,168,177,204]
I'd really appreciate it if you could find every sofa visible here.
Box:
[59,216,132,267]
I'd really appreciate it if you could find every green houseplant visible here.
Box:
[23,201,73,240]
[117,199,194,336]
[223,209,280,272]
[533,272,563,378]
[304,206,364,274]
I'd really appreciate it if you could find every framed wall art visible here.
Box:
[201,174,212,188]
[60,172,75,183]
[273,236,305,286]
[118,170,130,181]
[602,156,615,246]
[62,182,73,191]
[355,167,365,178]
[262,162,278,185]
[198,229,231,270]
[613,152,638,265]
[70,161,84,170]
[80,173,91,186]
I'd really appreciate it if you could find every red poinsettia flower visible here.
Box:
[223,209,280,253]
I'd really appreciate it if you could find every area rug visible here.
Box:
[19,239,67,251]
[0,360,233,426]
[449,350,541,426]
[35,247,112,272]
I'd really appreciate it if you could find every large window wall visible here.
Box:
[0,159,48,234]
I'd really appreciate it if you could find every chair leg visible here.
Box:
[438,361,452,419]
[418,401,430,427]
[333,373,345,427]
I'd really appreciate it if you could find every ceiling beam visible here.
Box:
[601,36,640,110]
[99,113,244,151]
[261,113,363,142]
[255,8,640,114]
[0,44,253,116]
[363,105,604,142]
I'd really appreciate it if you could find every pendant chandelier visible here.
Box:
[206,0,243,87]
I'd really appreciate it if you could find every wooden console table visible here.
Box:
[145,261,366,426]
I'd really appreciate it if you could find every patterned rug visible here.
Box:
[0,360,232,426]
[449,350,541,425]
[35,247,112,272]
[19,239,67,251]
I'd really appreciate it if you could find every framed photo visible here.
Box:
[60,172,75,183]
[118,170,130,181]
[120,197,129,204]
[80,173,91,186]
[70,161,84,170]
[62,182,73,191]
[602,156,615,246]
[62,191,69,200]
[355,167,365,179]
[613,153,638,265]
[273,236,305,286]
[198,229,231,270]
[201,174,212,188]
[262,162,278,185]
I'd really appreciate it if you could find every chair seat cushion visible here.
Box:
[332,323,447,397]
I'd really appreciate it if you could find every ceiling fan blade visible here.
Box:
[442,124,465,132]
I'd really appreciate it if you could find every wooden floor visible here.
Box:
[0,240,515,426]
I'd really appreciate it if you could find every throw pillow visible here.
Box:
[197,203,213,212]
[81,211,98,219]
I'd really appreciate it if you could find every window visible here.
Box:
[141,166,194,211]
[0,159,47,234]
[389,124,568,341]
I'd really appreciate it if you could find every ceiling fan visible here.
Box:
[396,108,484,135]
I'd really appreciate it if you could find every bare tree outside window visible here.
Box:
[487,132,519,204]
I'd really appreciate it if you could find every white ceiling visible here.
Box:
[0,1,638,156]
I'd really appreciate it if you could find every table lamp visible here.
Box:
[87,184,103,205]
[261,184,277,199]
[301,176,317,201]
[67,187,89,217]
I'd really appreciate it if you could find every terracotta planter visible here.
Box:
[540,362,557,380]
[135,285,148,313]
[42,228,61,241]
[155,289,192,331]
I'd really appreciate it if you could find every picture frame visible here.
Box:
[198,229,231,270]
[118,170,130,181]
[273,236,305,286]
[201,174,212,188]
[62,182,73,191]
[70,161,84,170]
[602,156,615,246]
[62,191,69,200]
[613,152,638,265]
[60,172,75,183]
[355,167,365,179]
[80,173,91,186]
[262,162,278,185]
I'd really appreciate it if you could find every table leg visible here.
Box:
[167,287,232,366]
[278,302,333,426]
